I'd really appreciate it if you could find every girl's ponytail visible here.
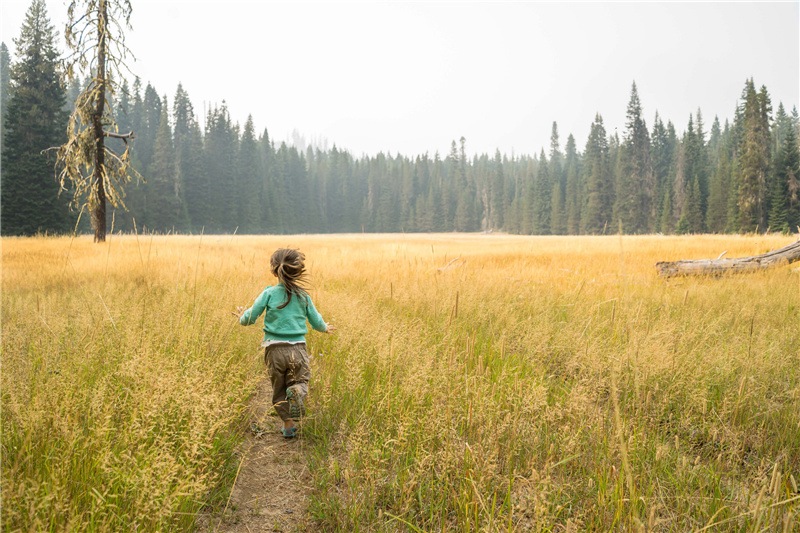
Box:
[270,248,309,309]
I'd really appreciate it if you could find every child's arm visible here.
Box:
[305,298,331,333]
[237,288,270,326]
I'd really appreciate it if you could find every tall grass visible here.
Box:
[2,234,262,531]
[301,234,800,532]
[2,233,798,532]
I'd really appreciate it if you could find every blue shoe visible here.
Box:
[281,426,297,439]
[286,385,304,420]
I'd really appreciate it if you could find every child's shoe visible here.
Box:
[281,426,297,439]
[286,385,304,420]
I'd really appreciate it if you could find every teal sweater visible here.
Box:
[239,284,327,342]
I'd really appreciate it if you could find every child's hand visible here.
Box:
[326,324,337,334]
[232,306,246,318]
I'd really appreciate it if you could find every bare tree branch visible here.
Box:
[104,130,134,141]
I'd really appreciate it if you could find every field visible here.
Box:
[2,233,799,532]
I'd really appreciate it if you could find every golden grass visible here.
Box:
[2,233,799,532]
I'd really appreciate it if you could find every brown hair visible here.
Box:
[270,248,309,309]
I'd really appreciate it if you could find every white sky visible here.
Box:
[2,1,798,158]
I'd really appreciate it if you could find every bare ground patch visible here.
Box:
[197,378,314,533]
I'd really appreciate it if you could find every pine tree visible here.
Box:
[695,108,710,222]
[615,82,653,233]
[563,134,581,234]
[736,79,772,233]
[169,83,196,231]
[1,0,71,235]
[772,103,793,161]
[772,127,800,232]
[146,95,178,232]
[181,116,206,233]
[0,42,10,155]
[660,187,674,234]
[678,114,704,231]
[203,103,238,232]
[137,83,161,170]
[768,158,789,233]
[582,114,612,234]
[708,115,722,171]
[707,148,732,233]
[454,188,474,231]
[534,149,551,234]
[521,158,536,234]
[57,0,139,242]
[286,145,310,231]
[236,115,261,233]
[726,159,741,233]
[681,176,703,233]
[651,113,677,232]
[549,122,566,234]
[550,174,566,235]
[490,149,505,230]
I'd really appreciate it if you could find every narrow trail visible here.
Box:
[198,378,314,533]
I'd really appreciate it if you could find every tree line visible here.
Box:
[3,1,799,237]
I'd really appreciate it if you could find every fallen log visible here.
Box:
[655,239,800,277]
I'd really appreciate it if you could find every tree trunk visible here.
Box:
[92,0,107,243]
[655,239,800,277]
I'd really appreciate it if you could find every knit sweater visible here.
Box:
[239,284,327,342]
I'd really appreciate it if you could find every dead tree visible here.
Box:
[655,239,800,277]
[56,0,138,243]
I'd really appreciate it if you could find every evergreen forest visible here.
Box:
[2,1,800,237]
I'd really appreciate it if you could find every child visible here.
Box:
[234,248,334,438]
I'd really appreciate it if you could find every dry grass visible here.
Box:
[2,233,799,532]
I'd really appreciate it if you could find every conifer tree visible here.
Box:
[707,148,732,233]
[0,42,10,154]
[146,95,178,231]
[533,150,551,234]
[695,108,710,221]
[582,114,612,234]
[681,176,703,233]
[677,115,704,231]
[169,83,196,231]
[203,103,238,232]
[550,174,566,235]
[236,115,261,233]
[520,159,536,234]
[549,122,566,235]
[660,188,674,234]
[563,134,581,234]
[708,115,722,171]
[736,79,772,232]
[771,127,800,232]
[726,159,741,233]
[2,0,71,235]
[651,114,676,231]
[137,83,161,170]
[615,82,653,233]
[57,0,139,242]
[487,150,503,230]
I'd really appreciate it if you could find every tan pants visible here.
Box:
[264,343,310,421]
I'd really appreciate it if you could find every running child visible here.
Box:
[234,248,334,438]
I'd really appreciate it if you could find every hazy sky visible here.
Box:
[2,1,798,158]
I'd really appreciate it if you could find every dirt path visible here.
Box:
[197,379,314,533]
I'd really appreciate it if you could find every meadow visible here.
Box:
[2,233,799,532]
